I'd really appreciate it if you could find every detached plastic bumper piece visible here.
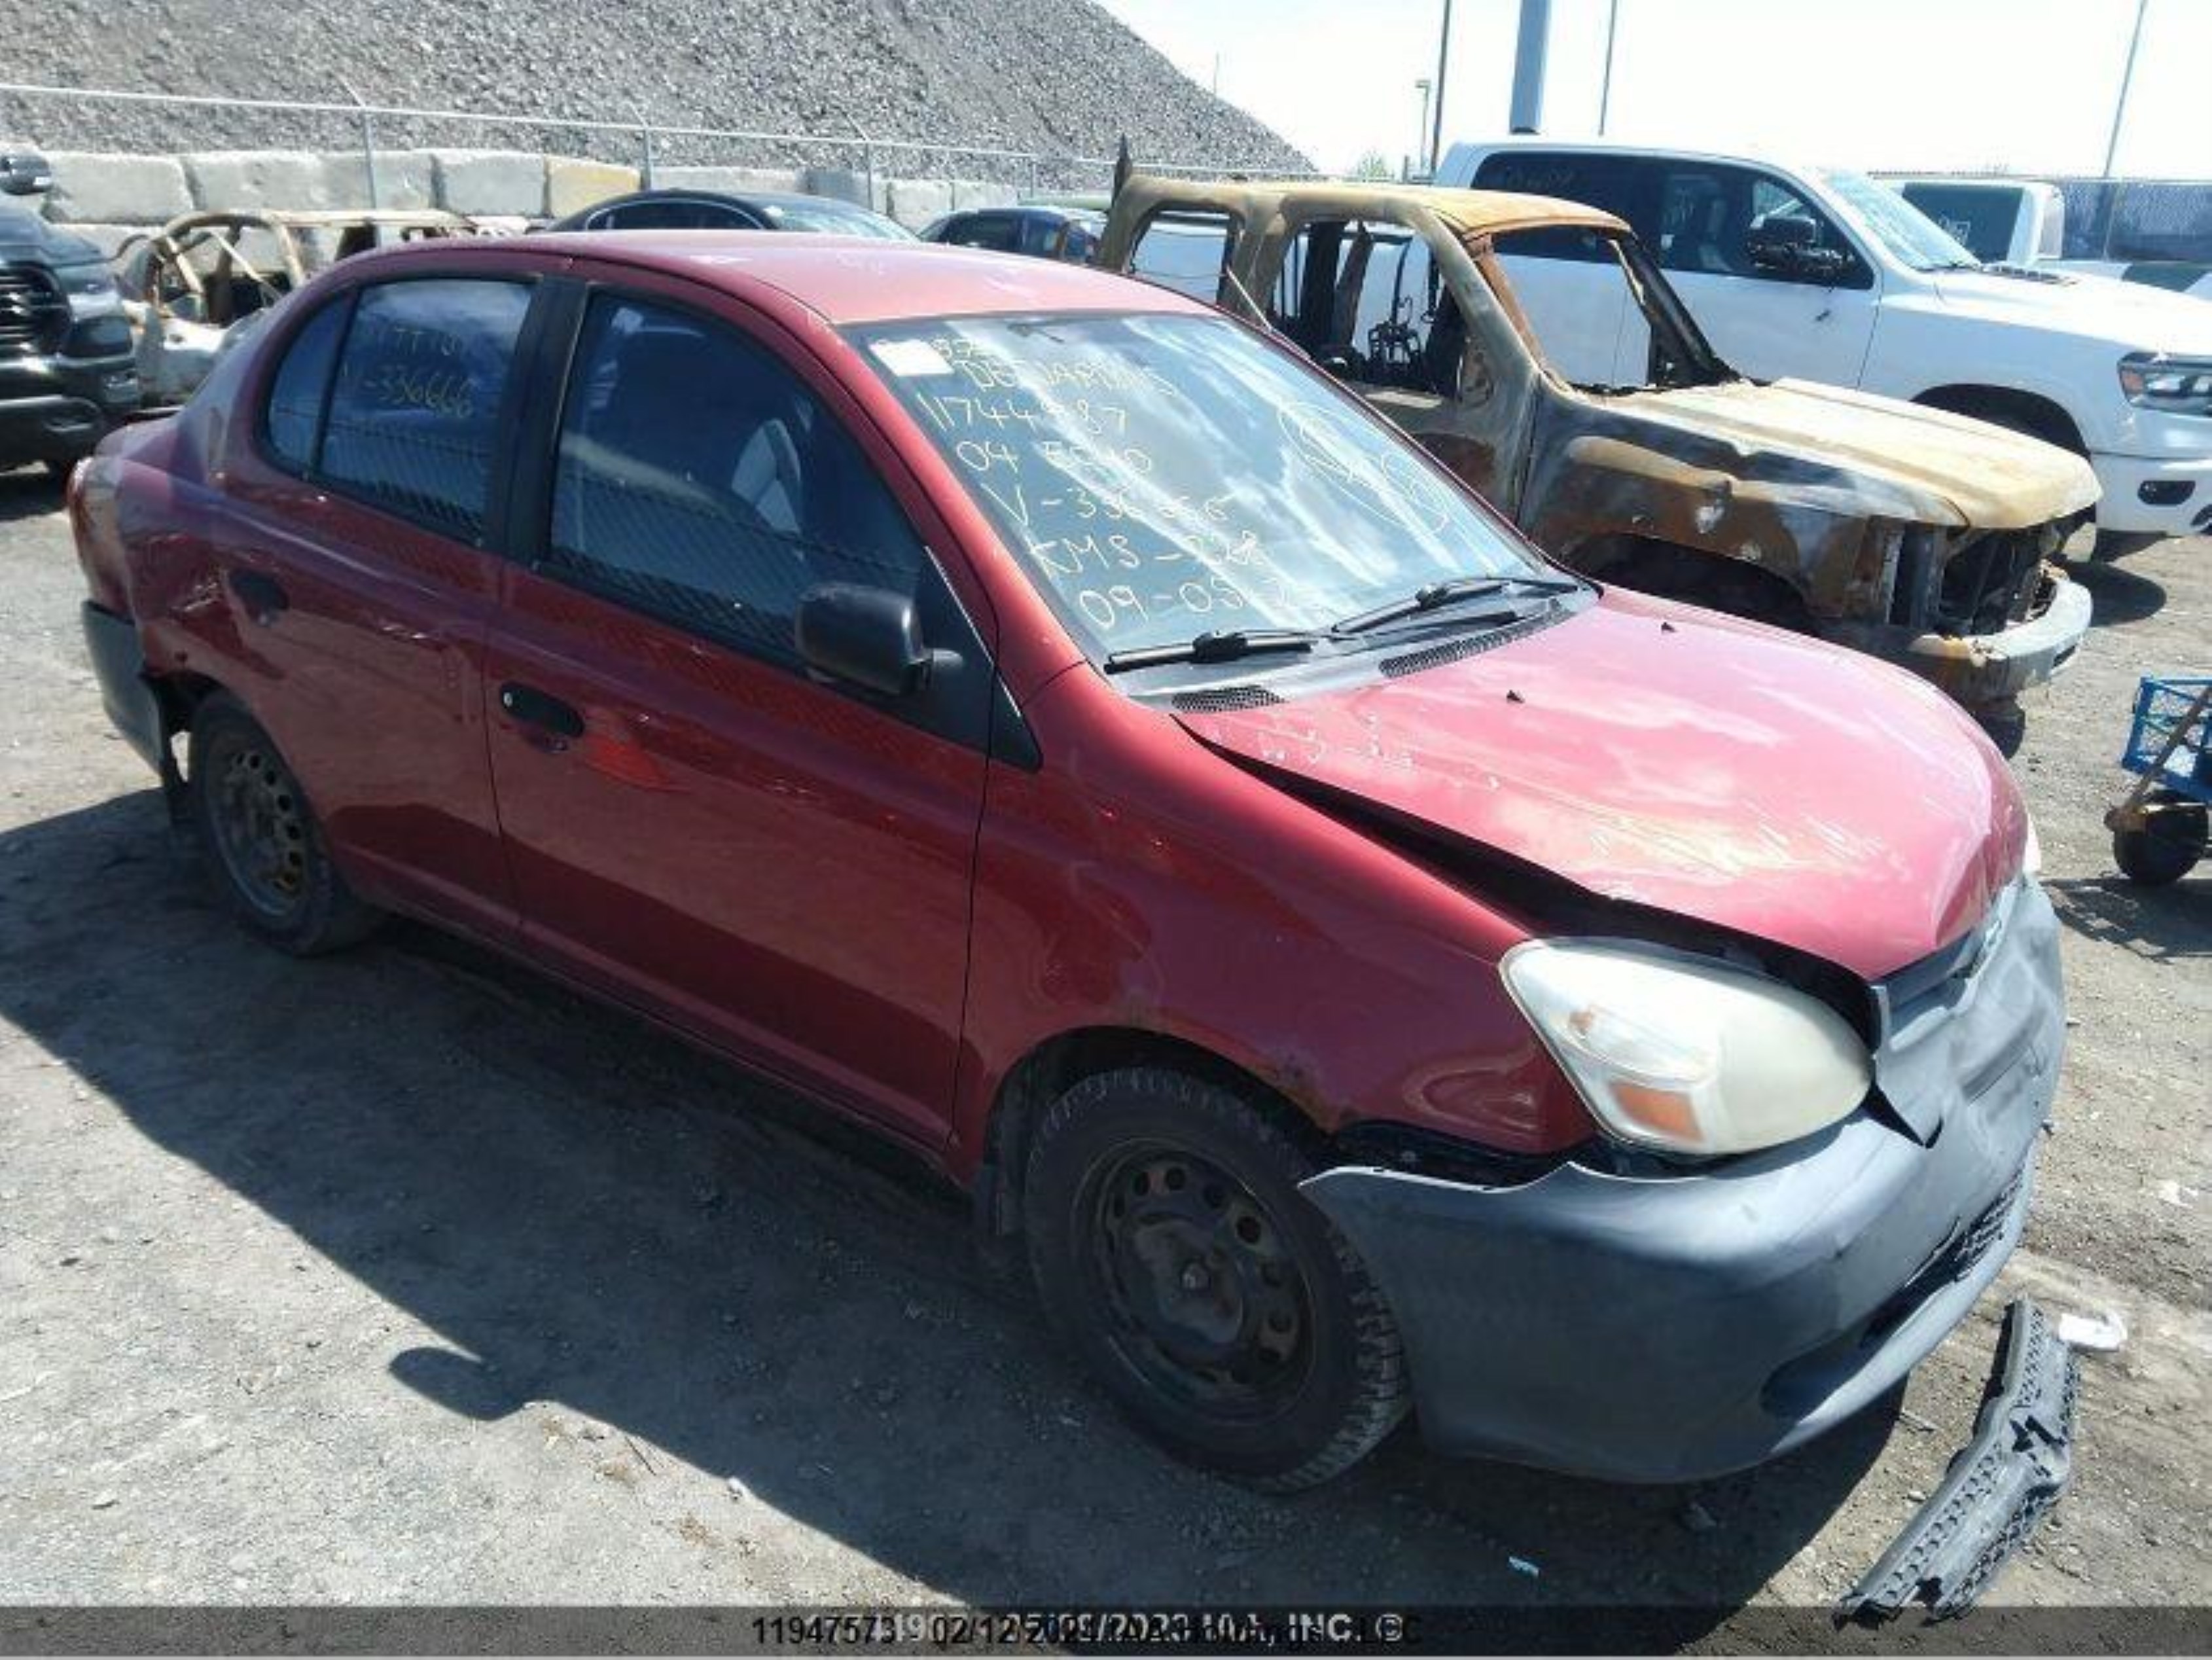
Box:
[1838,1298,2080,1626]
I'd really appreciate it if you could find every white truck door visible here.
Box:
[1650,161,1880,389]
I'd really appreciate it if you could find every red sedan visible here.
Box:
[70,232,2066,1502]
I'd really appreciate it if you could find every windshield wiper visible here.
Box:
[1102,628,1325,674]
[1330,574,1582,636]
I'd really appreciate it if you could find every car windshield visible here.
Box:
[765,201,915,240]
[849,311,1548,663]
[1821,168,1979,272]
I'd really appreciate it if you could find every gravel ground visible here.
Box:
[0,465,2205,1646]
[0,0,1306,177]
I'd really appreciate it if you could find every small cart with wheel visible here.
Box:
[2107,675,2211,886]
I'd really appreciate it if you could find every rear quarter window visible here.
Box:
[261,297,349,470]
[317,278,532,543]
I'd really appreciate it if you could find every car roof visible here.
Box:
[493,230,1210,325]
[1118,173,1627,238]
[1452,135,1832,177]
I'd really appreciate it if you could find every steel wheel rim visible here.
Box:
[1084,1143,1313,1418]
[209,738,310,920]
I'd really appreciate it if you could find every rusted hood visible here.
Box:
[1175,590,2028,981]
[1604,380,2100,530]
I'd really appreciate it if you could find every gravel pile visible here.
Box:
[0,0,1306,181]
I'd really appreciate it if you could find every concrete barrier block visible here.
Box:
[804,167,889,214]
[952,179,1020,211]
[546,157,640,218]
[429,150,548,218]
[886,177,954,231]
[40,153,192,225]
[651,165,807,198]
[318,150,438,211]
[181,151,330,212]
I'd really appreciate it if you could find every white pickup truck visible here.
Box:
[1438,139,2212,549]
[1892,176,2212,302]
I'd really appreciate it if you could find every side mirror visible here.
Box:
[1746,219,1849,282]
[796,583,954,698]
[0,151,54,198]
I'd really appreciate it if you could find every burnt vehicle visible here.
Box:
[1098,175,2100,723]
[0,148,139,475]
[115,208,503,409]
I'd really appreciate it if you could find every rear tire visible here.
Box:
[188,694,382,954]
[1022,1066,1409,1491]
[2113,795,2205,886]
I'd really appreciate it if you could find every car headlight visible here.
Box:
[2118,351,2212,416]
[1501,941,1872,1157]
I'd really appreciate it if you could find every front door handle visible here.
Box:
[230,569,289,623]
[498,681,585,747]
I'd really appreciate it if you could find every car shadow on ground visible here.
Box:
[2069,556,2167,628]
[0,791,1900,1635]
[0,467,65,524]
[2046,873,2211,962]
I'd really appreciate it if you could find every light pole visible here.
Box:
[2101,0,2149,178]
[1414,78,1432,179]
[1597,0,1620,135]
[1428,0,1454,177]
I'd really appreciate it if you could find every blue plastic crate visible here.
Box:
[2121,675,2212,804]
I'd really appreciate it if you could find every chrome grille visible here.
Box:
[0,262,71,356]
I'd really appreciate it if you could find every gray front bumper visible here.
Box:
[1902,573,2094,710]
[1302,882,2067,1485]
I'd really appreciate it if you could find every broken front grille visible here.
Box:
[1933,527,2052,637]
[0,263,71,357]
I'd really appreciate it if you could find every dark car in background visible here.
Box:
[1,149,139,477]
[921,204,1102,262]
[548,187,914,239]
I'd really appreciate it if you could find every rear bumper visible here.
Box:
[1899,571,2094,711]
[2090,448,2212,537]
[80,601,166,774]
[1302,882,2065,1485]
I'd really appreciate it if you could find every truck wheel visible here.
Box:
[2113,795,2206,886]
[188,694,382,954]
[1023,1066,1409,1491]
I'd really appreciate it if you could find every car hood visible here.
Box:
[1611,378,2099,529]
[1931,265,2212,354]
[1174,590,2027,983]
[0,205,102,266]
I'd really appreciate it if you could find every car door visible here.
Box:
[1647,161,1880,387]
[1472,151,1645,386]
[481,274,995,1145]
[211,271,540,941]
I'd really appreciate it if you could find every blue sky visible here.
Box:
[1097,0,2212,179]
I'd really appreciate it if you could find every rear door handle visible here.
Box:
[498,681,585,746]
[230,569,289,622]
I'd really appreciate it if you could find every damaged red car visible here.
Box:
[70,234,2071,1572]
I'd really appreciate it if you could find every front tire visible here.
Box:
[1023,1066,1409,1491]
[188,694,382,954]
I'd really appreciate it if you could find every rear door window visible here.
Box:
[1472,151,1642,259]
[317,278,533,543]
[542,293,925,666]
[260,297,350,470]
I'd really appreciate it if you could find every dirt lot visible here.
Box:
[0,463,2205,1647]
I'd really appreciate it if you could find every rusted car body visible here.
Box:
[1098,176,2100,717]
[114,209,508,408]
